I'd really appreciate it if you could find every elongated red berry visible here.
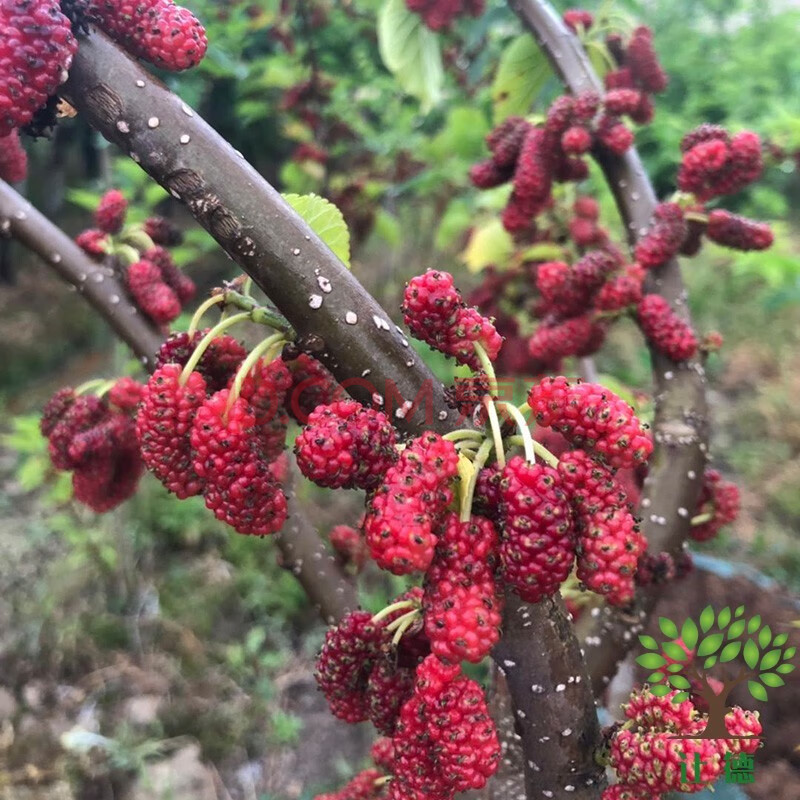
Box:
[595,265,644,311]
[637,294,698,361]
[528,315,607,363]
[89,0,208,71]
[136,363,206,498]
[563,9,593,32]
[284,353,340,423]
[528,376,653,469]
[156,331,247,394]
[190,389,287,535]
[626,26,668,93]
[144,246,196,303]
[95,189,127,234]
[0,130,27,182]
[75,229,110,258]
[0,0,77,137]
[706,209,773,251]
[108,376,145,411]
[364,432,458,575]
[499,456,574,603]
[295,400,397,490]
[126,260,182,324]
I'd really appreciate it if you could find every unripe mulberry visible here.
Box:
[513,127,552,208]
[634,202,687,269]
[487,116,529,168]
[469,159,512,189]
[136,363,206,498]
[706,209,773,251]
[0,131,27,182]
[190,389,287,535]
[622,687,699,733]
[89,0,208,71]
[528,376,653,469]
[690,468,740,542]
[364,432,458,575]
[0,0,77,137]
[295,400,397,490]
[637,294,698,362]
[95,189,127,234]
[604,89,644,117]
[48,395,108,470]
[499,456,574,603]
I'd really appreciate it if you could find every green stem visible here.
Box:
[119,228,156,253]
[443,429,484,443]
[374,776,392,788]
[187,294,225,337]
[391,614,418,647]
[484,398,505,469]
[385,608,420,634]
[226,334,286,412]
[473,342,498,396]
[691,512,713,526]
[220,289,293,334]
[95,379,117,398]
[111,243,140,267]
[74,378,109,396]
[500,402,536,463]
[241,276,253,297]
[684,211,709,225]
[460,437,495,522]
[372,598,417,625]
[180,312,250,385]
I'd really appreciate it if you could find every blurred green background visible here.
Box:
[1,0,799,798]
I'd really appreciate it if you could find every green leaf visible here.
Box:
[777,663,796,674]
[681,619,699,651]
[784,646,797,661]
[697,633,724,658]
[491,34,553,124]
[744,639,760,670]
[659,617,679,639]
[720,641,742,662]
[461,218,514,273]
[759,625,773,649]
[747,615,762,633]
[663,642,689,663]
[717,607,732,629]
[636,653,667,670]
[282,193,350,268]
[773,633,789,647]
[727,619,746,639]
[735,606,745,617]
[650,683,672,697]
[760,673,785,688]
[699,606,715,633]
[668,675,691,690]
[703,656,718,669]
[377,0,443,112]
[520,242,566,262]
[667,663,684,673]
[748,681,768,702]
[760,649,782,670]
[672,692,691,703]
[639,635,659,651]
[647,672,665,683]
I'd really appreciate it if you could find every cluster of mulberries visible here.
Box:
[41,379,145,512]
[136,335,311,535]
[0,0,77,138]
[605,688,761,798]
[602,24,669,122]
[690,468,740,542]
[405,0,484,31]
[88,0,208,71]
[401,270,502,370]
[75,190,196,326]
[470,92,639,236]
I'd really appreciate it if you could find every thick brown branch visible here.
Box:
[0,179,163,366]
[510,0,709,697]
[0,179,357,624]
[63,31,455,437]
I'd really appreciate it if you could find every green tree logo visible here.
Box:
[637,606,796,738]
